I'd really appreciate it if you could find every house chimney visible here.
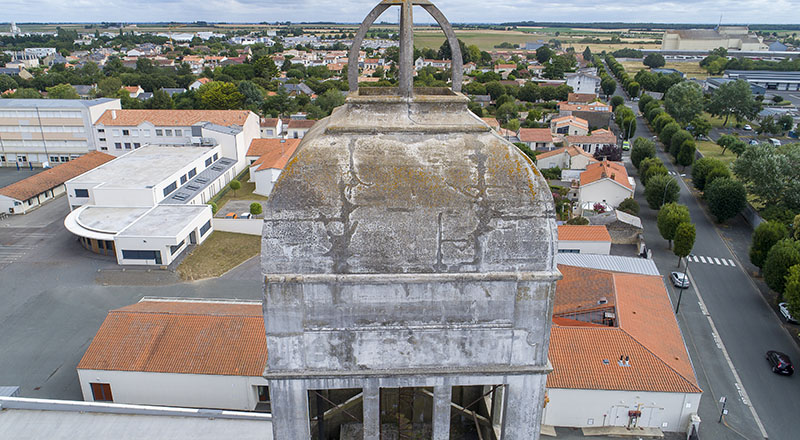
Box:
[111,110,117,120]
[611,173,616,180]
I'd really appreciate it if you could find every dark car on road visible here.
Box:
[766,350,794,375]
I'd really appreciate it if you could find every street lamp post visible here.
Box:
[675,255,690,314]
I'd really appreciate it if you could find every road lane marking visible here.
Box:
[699,256,707,263]
[714,257,722,265]
[728,259,735,267]
[721,259,729,266]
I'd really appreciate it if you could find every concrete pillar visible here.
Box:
[269,379,310,440]
[501,375,545,440]
[398,0,414,97]
[432,385,452,440]
[363,381,380,439]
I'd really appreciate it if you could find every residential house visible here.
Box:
[577,160,635,209]
[77,298,270,410]
[246,138,301,197]
[519,128,556,151]
[188,77,212,91]
[0,151,115,215]
[73,84,95,99]
[494,63,516,79]
[565,70,601,95]
[260,118,283,138]
[559,101,612,129]
[286,119,316,139]
[279,82,314,96]
[480,117,500,131]
[567,93,597,104]
[160,87,187,97]
[545,263,702,432]
[551,115,589,136]
[123,85,144,98]
[566,129,618,155]
[557,225,612,255]
[413,57,451,71]
[471,94,492,107]
[535,145,597,171]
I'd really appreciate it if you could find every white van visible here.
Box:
[769,138,781,147]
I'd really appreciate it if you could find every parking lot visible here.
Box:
[0,197,262,400]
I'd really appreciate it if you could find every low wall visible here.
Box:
[212,218,263,236]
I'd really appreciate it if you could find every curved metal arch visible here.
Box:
[347,1,463,94]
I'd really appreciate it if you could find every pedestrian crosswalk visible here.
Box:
[687,255,736,267]
[667,171,686,177]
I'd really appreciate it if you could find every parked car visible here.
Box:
[622,140,630,151]
[240,212,252,219]
[779,302,798,324]
[743,124,752,130]
[769,138,781,147]
[224,212,237,219]
[766,350,794,375]
[670,271,689,288]
[749,139,759,146]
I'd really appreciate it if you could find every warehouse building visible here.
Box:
[63,144,237,265]
[0,151,114,215]
[0,98,120,168]
[723,70,800,91]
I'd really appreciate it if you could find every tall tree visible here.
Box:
[764,239,800,298]
[784,265,800,324]
[677,140,696,169]
[631,137,656,169]
[664,81,703,125]
[688,117,711,138]
[643,53,666,69]
[46,83,79,99]
[705,177,747,223]
[673,222,696,267]
[706,80,757,127]
[197,81,244,109]
[535,46,553,64]
[733,143,800,211]
[146,89,173,109]
[657,202,691,248]
[646,175,680,210]
[749,221,788,269]
[601,76,616,97]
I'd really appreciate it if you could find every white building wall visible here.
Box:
[579,181,633,208]
[252,167,281,197]
[114,208,212,266]
[543,388,701,433]
[536,153,568,170]
[0,195,19,214]
[557,239,611,255]
[77,369,268,411]
[212,218,263,236]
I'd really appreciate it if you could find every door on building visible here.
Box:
[189,231,197,245]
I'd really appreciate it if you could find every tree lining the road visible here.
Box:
[705,177,747,224]
[631,137,656,169]
[733,143,800,213]
[749,221,789,270]
[691,157,729,191]
[657,202,690,249]
[763,239,800,300]
[784,265,800,322]
[664,81,704,126]
[673,222,696,267]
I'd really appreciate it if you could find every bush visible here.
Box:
[250,202,263,215]
[705,177,746,223]
[228,179,242,196]
[764,239,800,297]
[618,198,640,216]
[761,206,797,226]
[631,137,656,169]
[208,201,218,214]
[566,216,589,225]
[645,175,680,209]
[541,167,562,180]
[749,221,789,269]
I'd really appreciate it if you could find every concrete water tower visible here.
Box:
[261,1,560,438]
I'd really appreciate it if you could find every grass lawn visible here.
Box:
[696,140,737,166]
[620,61,708,80]
[177,231,261,280]
[211,170,267,209]
[414,30,534,51]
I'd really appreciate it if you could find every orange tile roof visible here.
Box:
[568,92,597,103]
[553,265,616,316]
[123,86,141,93]
[481,117,500,129]
[566,129,618,146]
[548,266,701,393]
[288,119,316,129]
[0,152,115,202]
[558,225,611,242]
[260,118,280,127]
[534,146,568,160]
[77,300,267,376]
[580,160,631,190]
[518,128,553,143]
[96,109,252,127]
[246,139,301,172]
[551,115,589,129]
[196,77,212,83]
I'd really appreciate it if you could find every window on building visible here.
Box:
[97,128,105,133]
[163,181,178,197]
[17,155,27,162]
[212,153,218,161]
[98,240,105,249]
[143,130,150,137]
[180,175,188,184]
[105,241,114,250]
[100,146,108,151]
[266,129,273,136]
[90,383,113,402]
[165,129,173,136]
[60,156,69,162]
[174,129,182,137]
[188,168,197,178]
[122,129,129,136]
[131,130,138,137]
[133,143,141,149]
[155,129,163,136]
[99,137,106,142]
[200,220,211,236]
[124,143,132,149]
[49,156,59,163]
[115,143,122,149]
[0,155,4,162]
[170,240,185,255]
[121,250,161,264]
[558,249,580,254]
[257,386,270,402]
[205,157,212,167]
[74,189,89,198]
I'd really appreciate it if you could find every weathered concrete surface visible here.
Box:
[263,22,558,437]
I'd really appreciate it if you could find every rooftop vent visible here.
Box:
[185,184,200,191]
[195,177,209,184]
[171,193,189,201]
[598,297,608,305]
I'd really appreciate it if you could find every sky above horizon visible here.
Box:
[3,0,799,25]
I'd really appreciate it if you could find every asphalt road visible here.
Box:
[613,82,800,439]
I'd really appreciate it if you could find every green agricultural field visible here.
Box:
[620,60,708,80]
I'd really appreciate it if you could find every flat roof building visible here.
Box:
[723,70,800,92]
[63,144,239,265]
[0,98,120,168]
